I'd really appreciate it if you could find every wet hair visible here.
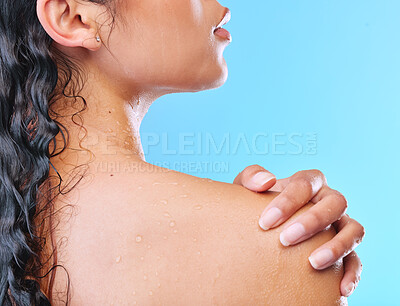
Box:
[0,0,118,304]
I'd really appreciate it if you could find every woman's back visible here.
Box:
[48,158,346,305]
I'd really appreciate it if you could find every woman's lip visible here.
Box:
[214,28,232,42]
[215,8,231,29]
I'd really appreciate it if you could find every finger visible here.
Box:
[307,215,365,270]
[268,177,290,192]
[279,191,348,246]
[258,170,326,230]
[233,164,276,192]
[340,251,362,297]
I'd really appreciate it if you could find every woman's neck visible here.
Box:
[49,76,164,173]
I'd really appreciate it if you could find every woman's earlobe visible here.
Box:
[81,33,102,51]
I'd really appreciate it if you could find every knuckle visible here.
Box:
[331,192,348,211]
[356,224,366,242]
[332,239,348,257]
[244,164,260,174]
[349,219,365,241]
[295,177,314,198]
[307,210,324,229]
[311,169,325,178]
[360,225,366,238]
[278,193,295,212]
[309,169,327,185]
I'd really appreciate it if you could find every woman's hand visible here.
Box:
[233,164,364,297]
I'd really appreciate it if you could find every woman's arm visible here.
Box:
[249,202,347,305]
[146,168,347,305]
[61,164,348,304]
[185,181,347,305]
[233,164,364,297]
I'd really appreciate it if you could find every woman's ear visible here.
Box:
[36,0,104,51]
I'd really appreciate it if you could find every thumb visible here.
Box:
[233,164,276,192]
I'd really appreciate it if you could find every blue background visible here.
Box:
[141,1,399,305]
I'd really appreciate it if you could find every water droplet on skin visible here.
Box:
[133,301,137,305]
[136,235,142,243]
[157,283,161,288]
[157,221,161,225]
[115,256,121,263]
[194,205,202,210]
[173,229,178,233]
[192,237,197,242]
[157,256,161,260]
[133,291,136,295]
[160,200,168,205]
[147,244,152,249]
[144,275,148,280]
[148,290,153,296]
[169,221,176,227]
[163,236,167,240]
[155,271,159,276]
[180,194,188,198]
[197,251,201,255]
[119,232,123,236]
[140,256,144,261]
[206,228,210,232]
[137,186,143,190]
[153,182,162,186]
[164,212,171,218]
[168,182,178,185]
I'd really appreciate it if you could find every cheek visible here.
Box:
[189,0,204,26]
[112,2,227,91]
[116,31,224,89]
[150,32,227,91]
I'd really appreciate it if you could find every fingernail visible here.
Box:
[280,223,306,246]
[344,282,355,297]
[251,172,275,187]
[308,248,334,269]
[259,207,283,230]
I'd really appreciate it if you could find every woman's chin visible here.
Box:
[186,74,228,92]
[164,61,228,93]
[194,63,229,91]
[208,67,228,90]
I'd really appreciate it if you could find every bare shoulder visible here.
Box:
[53,162,346,305]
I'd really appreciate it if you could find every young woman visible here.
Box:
[0,0,364,304]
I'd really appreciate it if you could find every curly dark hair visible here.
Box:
[0,0,119,304]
